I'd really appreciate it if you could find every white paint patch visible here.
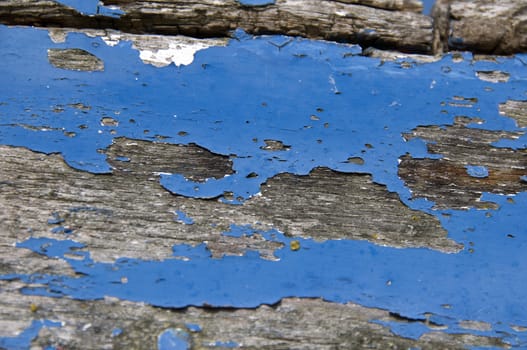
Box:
[46,28,226,67]
[102,32,227,67]
[138,42,214,67]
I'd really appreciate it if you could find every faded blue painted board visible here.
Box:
[0,25,526,347]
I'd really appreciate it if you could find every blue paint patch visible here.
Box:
[174,210,195,225]
[158,329,190,350]
[465,165,489,178]
[421,0,435,14]
[172,243,211,260]
[0,319,61,350]
[97,5,126,18]
[50,226,74,234]
[221,224,255,238]
[47,212,64,225]
[16,237,86,259]
[185,323,201,333]
[211,340,240,348]
[238,0,275,6]
[54,0,125,18]
[372,320,430,340]
[1,25,527,345]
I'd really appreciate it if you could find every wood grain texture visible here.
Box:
[399,117,527,209]
[433,0,527,54]
[0,0,433,53]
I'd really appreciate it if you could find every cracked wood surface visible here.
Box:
[2,0,527,54]
[1,2,527,349]
[432,0,527,54]
[0,140,459,266]
[0,289,506,350]
[399,117,527,210]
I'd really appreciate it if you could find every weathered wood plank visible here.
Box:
[0,0,433,53]
[433,0,527,54]
[0,289,506,349]
[399,117,527,209]
[0,141,459,266]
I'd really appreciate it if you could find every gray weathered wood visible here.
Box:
[499,99,527,128]
[399,116,527,210]
[2,140,512,348]
[0,139,459,266]
[1,2,527,347]
[47,48,105,71]
[0,0,433,53]
[433,0,527,54]
[4,0,527,54]
[0,288,506,349]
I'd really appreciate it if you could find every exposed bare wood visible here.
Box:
[47,48,105,71]
[499,99,527,128]
[433,0,527,54]
[399,119,527,209]
[0,0,433,53]
[0,140,459,266]
[0,288,506,349]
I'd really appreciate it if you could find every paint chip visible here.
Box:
[465,165,489,178]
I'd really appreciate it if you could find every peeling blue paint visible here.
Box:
[1,24,527,346]
[0,319,61,350]
[50,226,74,234]
[47,212,64,225]
[185,323,201,333]
[111,328,123,337]
[5,201,527,346]
[54,0,125,18]
[211,340,240,348]
[238,0,275,5]
[174,210,195,225]
[465,165,489,178]
[158,329,190,350]
[422,0,435,14]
